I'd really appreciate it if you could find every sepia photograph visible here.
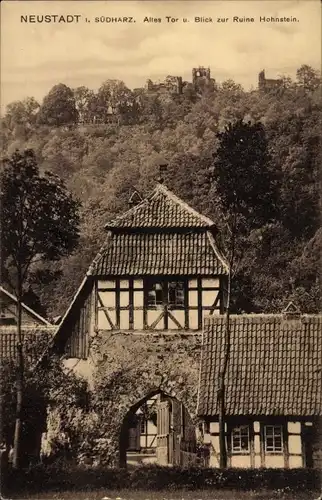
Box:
[0,0,321,499]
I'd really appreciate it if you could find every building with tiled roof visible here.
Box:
[46,183,229,468]
[0,325,56,363]
[54,183,228,358]
[41,182,322,470]
[198,308,322,469]
[0,286,51,327]
[103,183,215,229]
[0,286,54,363]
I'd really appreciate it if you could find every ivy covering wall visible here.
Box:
[44,331,202,466]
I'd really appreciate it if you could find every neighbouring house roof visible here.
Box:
[90,231,227,276]
[0,325,56,362]
[198,313,322,417]
[105,183,216,229]
[0,286,51,326]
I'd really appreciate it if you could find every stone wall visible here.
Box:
[60,330,202,466]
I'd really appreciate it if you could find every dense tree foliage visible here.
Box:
[1,149,81,296]
[0,150,80,467]
[0,64,320,316]
[0,338,89,466]
[37,84,78,127]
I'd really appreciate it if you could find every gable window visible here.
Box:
[0,300,16,325]
[264,425,283,453]
[168,281,184,308]
[147,282,163,307]
[231,425,250,453]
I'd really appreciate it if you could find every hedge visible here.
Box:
[2,463,321,495]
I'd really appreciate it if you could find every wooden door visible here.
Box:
[127,418,140,451]
[171,399,182,465]
[156,400,170,465]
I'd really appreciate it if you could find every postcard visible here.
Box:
[1,1,321,498]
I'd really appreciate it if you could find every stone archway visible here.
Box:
[119,389,197,468]
[87,331,201,466]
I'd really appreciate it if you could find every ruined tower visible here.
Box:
[192,66,211,85]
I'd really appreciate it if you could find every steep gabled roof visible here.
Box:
[198,314,322,417]
[0,286,51,326]
[105,184,215,229]
[51,184,228,346]
[90,230,228,276]
[87,183,228,277]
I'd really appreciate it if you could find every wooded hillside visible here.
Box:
[1,65,321,317]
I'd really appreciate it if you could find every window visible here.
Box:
[147,282,163,307]
[264,425,283,452]
[168,281,184,308]
[0,301,16,325]
[146,280,186,308]
[140,419,147,434]
[231,426,250,453]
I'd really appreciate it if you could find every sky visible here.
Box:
[1,0,321,110]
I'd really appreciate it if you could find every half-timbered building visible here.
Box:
[54,182,228,356]
[0,285,54,362]
[0,286,50,328]
[45,183,322,470]
[198,305,322,469]
[52,182,228,466]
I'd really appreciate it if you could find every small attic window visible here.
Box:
[158,164,168,184]
[128,190,142,207]
[282,301,301,321]
[0,314,16,325]
[0,299,16,325]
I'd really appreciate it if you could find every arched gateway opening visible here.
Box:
[119,390,197,468]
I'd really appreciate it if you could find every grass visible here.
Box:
[6,490,321,500]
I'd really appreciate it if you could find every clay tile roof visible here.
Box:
[89,184,228,276]
[198,314,322,417]
[0,326,56,362]
[105,184,215,229]
[90,230,228,276]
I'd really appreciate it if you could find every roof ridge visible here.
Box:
[156,184,215,226]
[0,325,56,331]
[104,194,150,229]
[205,313,322,318]
[105,183,216,229]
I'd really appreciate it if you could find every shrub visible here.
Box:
[3,463,321,495]
[0,352,90,467]
[128,466,321,491]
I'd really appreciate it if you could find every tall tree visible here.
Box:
[0,149,80,468]
[37,84,78,127]
[296,65,321,92]
[220,79,244,95]
[211,119,278,467]
[73,86,95,124]
[4,97,40,130]
[95,79,133,123]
